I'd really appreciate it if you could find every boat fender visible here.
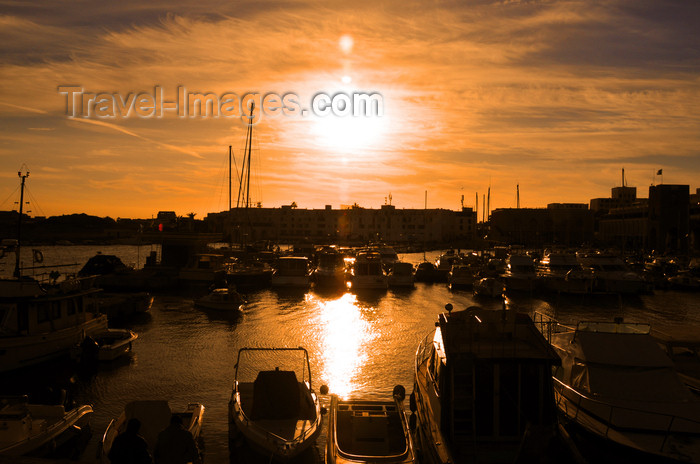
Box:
[392,384,406,402]
[409,412,417,431]
[33,249,43,263]
[409,392,417,412]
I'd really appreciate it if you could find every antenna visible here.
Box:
[389,193,392,205]
[516,184,520,209]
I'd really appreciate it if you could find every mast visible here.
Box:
[517,184,520,209]
[228,146,232,211]
[245,103,254,209]
[14,169,29,278]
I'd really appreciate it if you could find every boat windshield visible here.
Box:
[234,347,312,385]
[576,321,650,334]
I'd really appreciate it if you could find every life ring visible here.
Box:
[33,249,44,263]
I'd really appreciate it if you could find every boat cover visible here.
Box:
[251,370,300,420]
[555,331,695,402]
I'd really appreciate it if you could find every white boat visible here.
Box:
[0,395,93,458]
[350,252,388,290]
[537,251,593,294]
[100,400,204,463]
[327,385,416,464]
[194,287,244,311]
[549,319,700,462]
[272,256,312,288]
[434,252,460,283]
[228,347,326,461]
[576,251,651,294]
[653,328,700,394]
[411,304,570,464]
[502,254,538,293]
[388,262,415,288]
[0,276,109,373]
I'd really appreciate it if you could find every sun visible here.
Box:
[310,113,389,155]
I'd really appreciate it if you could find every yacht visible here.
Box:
[447,264,475,289]
[313,248,347,289]
[388,262,415,288]
[349,252,388,290]
[537,251,593,294]
[549,319,700,462]
[576,251,651,294]
[0,276,108,373]
[178,253,226,285]
[271,256,312,288]
[502,254,538,293]
[410,304,569,464]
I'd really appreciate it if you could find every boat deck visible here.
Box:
[334,401,407,457]
[237,377,316,441]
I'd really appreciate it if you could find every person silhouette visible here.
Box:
[154,414,201,464]
[108,417,152,464]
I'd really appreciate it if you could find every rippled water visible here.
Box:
[2,246,700,463]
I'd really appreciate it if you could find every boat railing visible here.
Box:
[553,377,700,451]
[233,387,321,447]
[532,312,574,343]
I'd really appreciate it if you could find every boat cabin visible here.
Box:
[414,305,561,462]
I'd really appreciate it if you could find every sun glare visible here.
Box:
[317,293,374,398]
[310,113,388,155]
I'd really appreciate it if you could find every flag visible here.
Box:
[657,169,663,175]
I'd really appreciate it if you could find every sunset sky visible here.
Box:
[1,0,699,219]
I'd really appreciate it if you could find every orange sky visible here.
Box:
[1,1,699,218]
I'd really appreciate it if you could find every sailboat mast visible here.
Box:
[14,170,29,278]
[228,146,232,211]
[245,103,255,209]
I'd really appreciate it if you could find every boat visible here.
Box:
[502,254,538,293]
[548,319,700,462]
[313,247,347,289]
[327,385,416,464]
[228,347,326,461]
[536,251,593,294]
[95,291,153,320]
[194,287,244,311]
[434,252,460,283]
[414,261,437,283]
[0,276,109,373]
[349,252,388,291]
[411,304,569,464]
[178,253,227,286]
[576,251,651,294]
[652,328,700,394]
[388,262,415,288]
[73,328,138,362]
[447,264,475,289]
[271,256,312,288]
[376,245,400,271]
[0,171,110,373]
[226,256,274,289]
[0,395,93,458]
[78,253,162,292]
[472,277,505,298]
[100,400,205,463]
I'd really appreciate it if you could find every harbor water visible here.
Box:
[2,245,700,463]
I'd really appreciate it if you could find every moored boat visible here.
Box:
[272,256,312,288]
[0,395,93,458]
[411,304,571,464]
[349,252,388,291]
[388,262,415,288]
[194,287,244,312]
[228,347,326,461]
[100,400,204,463]
[327,385,416,464]
[549,319,700,462]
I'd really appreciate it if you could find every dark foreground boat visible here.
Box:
[410,304,580,464]
[228,347,326,461]
[327,385,416,464]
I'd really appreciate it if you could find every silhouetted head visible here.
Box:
[126,418,141,434]
[170,414,183,426]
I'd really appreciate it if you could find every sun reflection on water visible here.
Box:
[316,292,375,399]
